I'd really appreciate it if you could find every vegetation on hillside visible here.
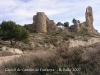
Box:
[72,18,81,25]
[56,18,81,28]
[56,21,69,27]
[0,43,100,75]
[0,21,30,46]
[0,17,100,75]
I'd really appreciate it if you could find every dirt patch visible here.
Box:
[0,55,21,66]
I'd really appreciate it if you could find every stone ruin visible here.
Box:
[69,6,96,32]
[24,12,58,33]
[25,6,98,33]
[85,6,94,29]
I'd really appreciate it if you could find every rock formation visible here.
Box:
[24,12,58,33]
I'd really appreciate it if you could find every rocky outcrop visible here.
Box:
[24,12,58,33]
[69,37,100,47]
[1,46,23,54]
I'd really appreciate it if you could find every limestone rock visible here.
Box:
[1,46,23,54]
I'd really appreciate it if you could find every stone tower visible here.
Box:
[35,12,47,33]
[24,12,58,33]
[85,6,94,29]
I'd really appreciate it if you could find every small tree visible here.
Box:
[77,20,81,24]
[64,22,69,27]
[57,22,63,27]
[72,18,77,25]
[72,18,81,25]
[0,20,30,46]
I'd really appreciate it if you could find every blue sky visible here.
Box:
[0,0,100,32]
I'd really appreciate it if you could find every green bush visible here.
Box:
[0,20,30,46]
[22,39,30,44]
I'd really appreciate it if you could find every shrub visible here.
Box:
[22,39,30,44]
[63,37,69,41]
[56,45,83,66]
[0,21,30,46]
[0,45,2,48]
[0,43,100,75]
[44,37,58,46]
[0,51,58,75]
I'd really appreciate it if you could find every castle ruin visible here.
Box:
[85,6,94,29]
[24,12,58,33]
[25,6,97,33]
[69,6,96,32]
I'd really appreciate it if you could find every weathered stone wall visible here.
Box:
[24,6,97,33]
[69,24,80,32]
[69,6,95,32]
[46,16,58,32]
[85,6,94,29]
[24,24,36,32]
[24,12,58,33]
[35,12,47,33]
[80,22,86,28]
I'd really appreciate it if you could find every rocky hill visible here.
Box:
[0,6,100,56]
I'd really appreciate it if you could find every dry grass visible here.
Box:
[0,51,14,57]
[0,50,58,75]
[0,43,100,75]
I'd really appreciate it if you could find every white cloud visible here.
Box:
[0,0,100,32]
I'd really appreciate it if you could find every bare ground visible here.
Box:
[0,50,47,67]
[0,55,21,66]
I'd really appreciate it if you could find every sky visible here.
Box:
[0,0,100,32]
